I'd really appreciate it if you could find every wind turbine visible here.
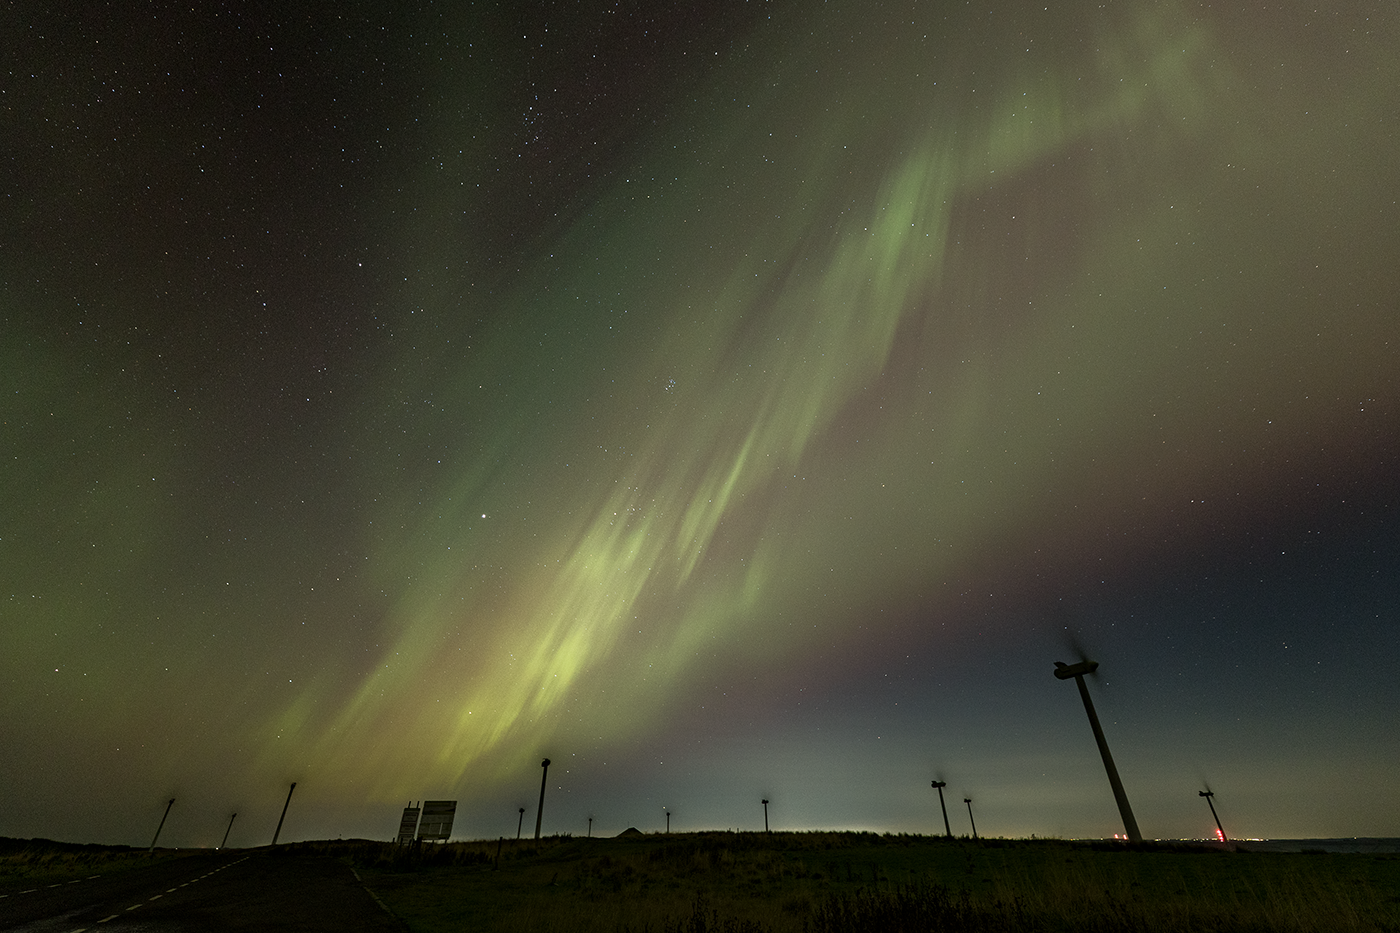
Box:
[931,780,952,838]
[964,798,978,840]
[516,807,525,840]
[220,812,237,850]
[1054,655,1142,843]
[149,799,175,853]
[534,759,550,840]
[1200,789,1228,843]
[272,782,297,846]
[761,799,770,833]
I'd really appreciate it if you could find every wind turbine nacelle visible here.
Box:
[1054,659,1099,679]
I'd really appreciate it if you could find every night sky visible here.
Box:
[4,1,1398,849]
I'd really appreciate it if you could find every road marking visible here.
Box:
[98,916,118,923]
[167,887,178,892]
[149,894,162,900]
[6,874,102,899]
[351,864,399,919]
[125,904,141,911]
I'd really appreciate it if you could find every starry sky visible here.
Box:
[4,0,1398,849]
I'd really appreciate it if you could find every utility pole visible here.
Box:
[517,808,525,840]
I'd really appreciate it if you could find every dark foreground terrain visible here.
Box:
[5,834,1397,932]
[0,840,403,932]
[345,832,1400,933]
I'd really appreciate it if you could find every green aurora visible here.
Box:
[3,0,1397,845]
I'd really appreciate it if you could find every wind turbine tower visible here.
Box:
[534,759,550,840]
[1053,659,1142,843]
[149,799,174,853]
[931,780,952,838]
[1200,790,1228,843]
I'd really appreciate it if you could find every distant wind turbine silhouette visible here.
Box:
[272,782,296,846]
[1200,789,1228,843]
[1054,653,1142,843]
[517,807,525,840]
[149,799,174,853]
[534,759,550,840]
[931,780,952,838]
[761,799,770,833]
[964,798,978,840]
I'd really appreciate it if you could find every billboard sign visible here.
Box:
[417,800,457,841]
[396,804,420,844]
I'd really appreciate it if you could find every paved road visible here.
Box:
[0,850,406,932]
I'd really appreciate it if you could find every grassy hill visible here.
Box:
[0,836,194,887]
[301,831,1400,933]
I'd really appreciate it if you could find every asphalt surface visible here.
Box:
[0,850,407,932]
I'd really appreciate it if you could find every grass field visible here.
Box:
[6,833,1395,931]
[0,837,188,887]
[324,832,1400,933]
